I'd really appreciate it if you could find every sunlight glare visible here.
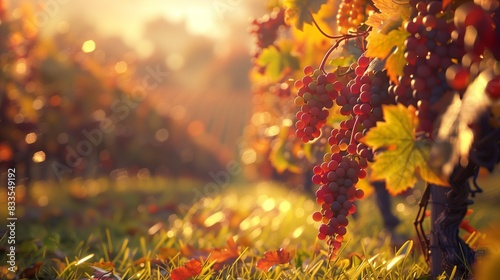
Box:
[32,97,44,110]
[396,203,405,213]
[292,227,304,238]
[279,201,291,213]
[204,211,225,227]
[15,59,26,75]
[241,148,256,164]
[82,40,96,53]
[32,151,46,163]
[264,125,280,137]
[262,198,275,211]
[25,132,37,144]
[115,61,128,73]
[148,222,164,235]
[76,254,94,265]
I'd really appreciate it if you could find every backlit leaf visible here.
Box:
[365,0,411,32]
[256,248,295,271]
[207,237,240,271]
[283,0,328,30]
[256,43,300,82]
[170,259,202,280]
[365,28,409,83]
[361,104,449,195]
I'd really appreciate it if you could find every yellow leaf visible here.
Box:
[361,104,448,195]
[365,28,409,84]
[384,43,406,83]
[365,0,411,32]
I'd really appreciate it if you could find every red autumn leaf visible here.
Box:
[20,261,42,278]
[460,219,477,234]
[208,237,240,271]
[91,261,115,270]
[256,248,295,271]
[170,259,202,280]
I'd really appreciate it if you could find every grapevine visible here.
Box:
[250,0,500,277]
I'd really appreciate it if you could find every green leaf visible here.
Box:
[283,0,328,30]
[365,28,409,83]
[328,55,356,68]
[256,43,299,81]
[361,104,449,195]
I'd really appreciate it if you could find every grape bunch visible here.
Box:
[294,66,340,142]
[337,0,373,34]
[332,55,394,160]
[311,153,366,254]
[309,55,395,255]
[445,2,499,96]
[249,8,286,56]
[397,0,465,133]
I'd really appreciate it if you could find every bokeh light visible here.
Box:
[82,40,96,53]
[114,61,128,73]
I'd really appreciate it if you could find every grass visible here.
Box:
[0,174,499,279]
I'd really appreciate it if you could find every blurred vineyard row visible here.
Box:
[0,1,254,185]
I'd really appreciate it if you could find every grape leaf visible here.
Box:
[283,0,328,30]
[170,259,202,280]
[365,28,409,83]
[361,104,449,195]
[256,248,295,271]
[329,55,356,67]
[430,70,494,177]
[365,0,411,32]
[256,43,299,81]
[270,125,302,173]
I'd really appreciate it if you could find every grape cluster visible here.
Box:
[249,8,286,56]
[309,55,394,255]
[337,0,372,34]
[294,66,339,142]
[311,153,365,254]
[332,55,393,160]
[446,2,499,97]
[395,0,465,133]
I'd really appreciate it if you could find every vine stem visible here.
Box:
[367,0,381,13]
[309,11,344,40]
[318,30,371,73]
[349,115,360,146]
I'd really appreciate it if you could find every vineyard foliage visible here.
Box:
[248,0,500,252]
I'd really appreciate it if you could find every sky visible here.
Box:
[13,0,264,56]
